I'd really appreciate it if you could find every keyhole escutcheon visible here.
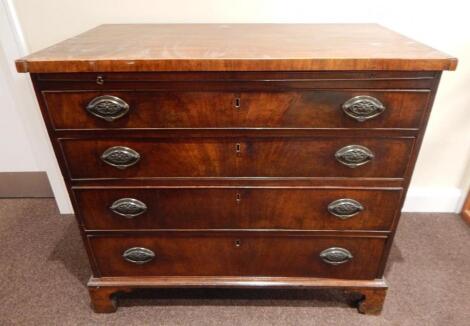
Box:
[96,75,104,85]
[233,97,241,109]
[235,143,241,156]
[236,193,241,204]
[234,239,241,247]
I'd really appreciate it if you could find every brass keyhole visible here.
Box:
[233,97,241,109]
[235,143,241,154]
[234,239,241,247]
[236,193,241,203]
[96,75,104,85]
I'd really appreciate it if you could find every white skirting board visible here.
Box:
[402,187,464,213]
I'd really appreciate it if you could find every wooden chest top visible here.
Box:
[16,24,457,73]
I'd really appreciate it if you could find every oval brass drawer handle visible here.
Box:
[328,198,364,219]
[342,95,385,122]
[320,247,353,265]
[335,145,374,168]
[122,247,155,264]
[86,95,129,122]
[110,198,147,218]
[101,146,140,169]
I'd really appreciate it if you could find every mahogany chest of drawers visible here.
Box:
[16,24,456,314]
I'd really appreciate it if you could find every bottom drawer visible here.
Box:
[89,233,386,280]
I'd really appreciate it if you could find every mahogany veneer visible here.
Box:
[74,187,402,231]
[43,89,431,129]
[60,137,414,179]
[88,233,386,279]
[461,192,470,224]
[17,24,456,315]
[16,24,457,72]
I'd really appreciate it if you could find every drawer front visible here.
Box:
[43,90,429,129]
[75,188,402,231]
[89,233,386,279]
[60,137,414,179]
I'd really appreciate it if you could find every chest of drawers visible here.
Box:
[16,24,456,314]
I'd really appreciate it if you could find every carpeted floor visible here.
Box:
[0,198,468,326]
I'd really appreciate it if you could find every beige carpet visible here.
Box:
[0,198,468,326]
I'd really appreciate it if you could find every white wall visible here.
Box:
[1,0,72,212]
[0,3,37,172]
[6,0,470,213]
[0,53,38,171]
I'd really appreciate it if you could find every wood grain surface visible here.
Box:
[16,24,457,72]
[74,187,402,231]
[43,89,430,130]
[88,233,386,279]
[59,137,414,179]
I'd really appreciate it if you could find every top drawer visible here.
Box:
[42,90,430,130]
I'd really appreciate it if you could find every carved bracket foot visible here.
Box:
[345,288,387,315]
[87,277,388,314]
[88,286,132,313]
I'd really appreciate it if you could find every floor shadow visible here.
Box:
[384,243,405,276]
[118,287,355,309]
[48,219,90,286]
